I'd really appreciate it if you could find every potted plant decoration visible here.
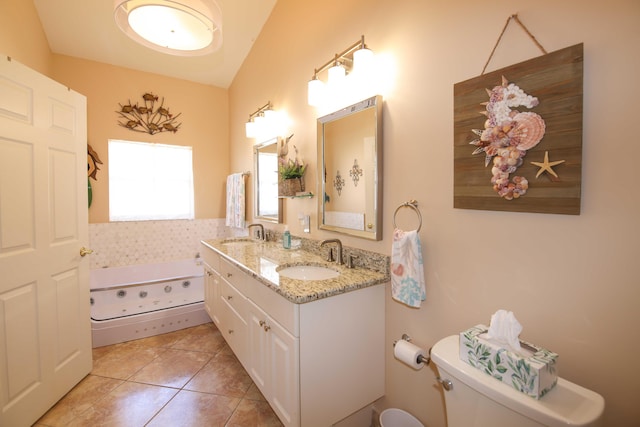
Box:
[278,135,307,197]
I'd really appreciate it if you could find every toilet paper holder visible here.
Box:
[393,334,431,366]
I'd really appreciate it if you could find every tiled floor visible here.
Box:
[34,323,283,427]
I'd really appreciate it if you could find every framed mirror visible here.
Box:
[254,138,283,223]
[317,95,382,240]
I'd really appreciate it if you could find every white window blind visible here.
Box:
[108,139,194,221]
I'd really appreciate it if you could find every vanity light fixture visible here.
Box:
[245,101,272,138]
[245,102,289,140]
[114,0,223,56]
[307,35,374,107]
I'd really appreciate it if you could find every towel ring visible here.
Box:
[393,200,422,232]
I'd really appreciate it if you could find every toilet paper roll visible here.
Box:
[394,339,426,370]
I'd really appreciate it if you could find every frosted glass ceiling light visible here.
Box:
[114,0,222,56]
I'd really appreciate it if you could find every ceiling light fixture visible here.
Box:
[114,0,222,56]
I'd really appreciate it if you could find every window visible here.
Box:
[108,139,194,221]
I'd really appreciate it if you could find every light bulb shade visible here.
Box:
[114,0,222,56]
[353,47,374,73]
[245,121,257,138]
[328,64,346,85]
[308,78,325,106]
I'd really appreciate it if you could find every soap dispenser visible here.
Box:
[283,226,291,249]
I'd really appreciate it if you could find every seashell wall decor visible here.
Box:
[453,43,583,215]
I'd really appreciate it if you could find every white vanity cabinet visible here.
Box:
[200,243,385,427]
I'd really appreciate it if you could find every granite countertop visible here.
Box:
[201,238,389,304]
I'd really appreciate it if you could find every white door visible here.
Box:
[0,56,91,426]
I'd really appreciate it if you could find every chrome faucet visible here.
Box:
[320,239,343,265]
[247,223,265,241]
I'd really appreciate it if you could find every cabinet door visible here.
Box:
[247,299,300,427]
[204,267,222,327]
[247,301,269,392]
[268,318,299,427]
[204,267,213,320]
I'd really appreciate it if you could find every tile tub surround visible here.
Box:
[89,219,241,269]
[201,237,390,304]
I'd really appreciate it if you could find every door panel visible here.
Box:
[0,139,35,252]
[0,56,91,427]
[0,283,40,401]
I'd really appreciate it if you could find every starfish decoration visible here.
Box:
[530,151,565,179]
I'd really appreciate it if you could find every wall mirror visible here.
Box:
[254,137,283,223]
[317,95,382,240]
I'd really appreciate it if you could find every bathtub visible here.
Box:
[90,259,212,348]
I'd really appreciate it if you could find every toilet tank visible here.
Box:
[430,335,604,427]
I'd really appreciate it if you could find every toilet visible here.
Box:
[430,335,605,427]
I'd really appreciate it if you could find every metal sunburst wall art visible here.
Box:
[117,93,182,135]
[349,158,363,187]
[333,170,345,196]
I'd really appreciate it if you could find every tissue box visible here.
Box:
[459,325,558,399]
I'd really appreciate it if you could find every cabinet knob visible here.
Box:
[228,329,234,334]
[263,324,271,332]
[227,272,233,278]
[259,320,266,327]
[227,295,233,300]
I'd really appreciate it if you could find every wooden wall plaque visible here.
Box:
[453,43,583,215]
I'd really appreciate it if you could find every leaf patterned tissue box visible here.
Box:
[459,325,559,399]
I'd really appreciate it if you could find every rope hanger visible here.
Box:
[482,14,548,75]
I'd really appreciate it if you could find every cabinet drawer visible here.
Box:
[220,297,248,365]
[201,245,220,271]
[219,257,248,294]
[219,279,247,322]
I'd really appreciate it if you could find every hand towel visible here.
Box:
[391,228,426,308]
[225,173,245,228]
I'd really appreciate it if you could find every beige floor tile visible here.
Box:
[35,375,123,426]
[92,341,167,380]
[92,341,118,361]
[226,398,284,427]
[133,326,195,348]
[170,323,227,353]
[147,390,240,427]
[65,382,177,427]
[129,348,211,388]
[185,353,253,397]
[244,383,267,402]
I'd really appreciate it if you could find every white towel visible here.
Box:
[390,228,426,308]
[225,173,245,228]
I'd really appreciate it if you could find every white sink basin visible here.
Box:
[277,265,340,281]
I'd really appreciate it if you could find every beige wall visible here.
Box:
[50,55,229,222]
[230,0,640,426]
[0,0,52,76]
